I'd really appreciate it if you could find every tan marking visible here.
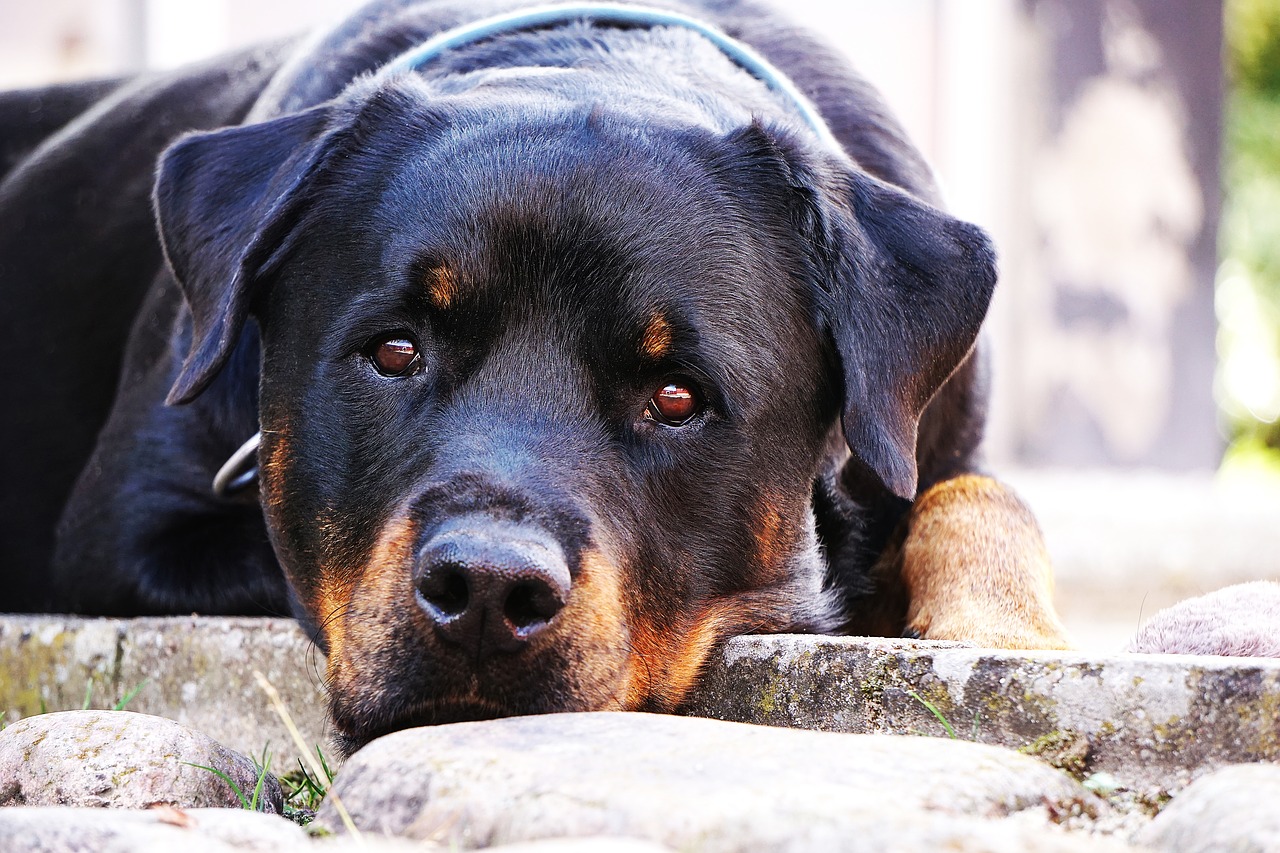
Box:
[547,549,633,710]
[640,314,673,360]
[324,513,419,690]
[751,496,788,576]
[425,265,461,310]
[898,474,1073,650]
[257,427,291,517]
[648,603,739,708]
[623,589,798,711]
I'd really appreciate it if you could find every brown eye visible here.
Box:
[369,336,422,377]
[646,382,701,426]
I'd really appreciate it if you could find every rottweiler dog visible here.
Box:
[1,0,1070,751]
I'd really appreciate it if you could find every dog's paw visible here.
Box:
[906,607,1074,650]
[900,475,1074,651]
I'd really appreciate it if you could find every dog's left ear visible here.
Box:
[154,106,335,405]
[787,148,996,501]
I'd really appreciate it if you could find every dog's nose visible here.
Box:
[414,518,571,658]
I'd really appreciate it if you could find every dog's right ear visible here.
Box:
[154,106,334,405]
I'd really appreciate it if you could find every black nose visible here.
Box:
[414,517,571,659]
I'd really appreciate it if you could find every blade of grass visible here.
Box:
[183,761,251,810]
[253,670,362,843]
[906,688,958,739]
[112,680,150,711]
[250,748,272,812]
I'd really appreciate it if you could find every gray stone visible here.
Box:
[309,835,677,852]
[1136,763,1280,852]
[0,806,306,852]
[0,710,283,812]
[0,616,330,769]
[1127,582,1280,657]
[682,634,1280,796]
[318,711,1126,852]
[485,840,675,853]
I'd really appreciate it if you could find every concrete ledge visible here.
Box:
[0,616,328,767]
[3,616,1278,798]
[683,634,1280,796]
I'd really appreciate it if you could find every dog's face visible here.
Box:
[155,79,995,751]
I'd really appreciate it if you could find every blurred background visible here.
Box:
[1,0,1277,649]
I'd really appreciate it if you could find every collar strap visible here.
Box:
[375,2,841,151]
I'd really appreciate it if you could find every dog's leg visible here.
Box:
[878,474,1073,649]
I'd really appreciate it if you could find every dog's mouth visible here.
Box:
[330,681,619,753]
[328,692,577,756]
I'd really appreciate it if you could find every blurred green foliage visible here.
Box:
[1219,0,1280,454]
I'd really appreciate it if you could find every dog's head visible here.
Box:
[154,74,994,751]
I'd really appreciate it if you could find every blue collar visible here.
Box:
[375,2,841,151]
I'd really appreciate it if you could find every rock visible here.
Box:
[0,806,306,852]
[485,840,675,853]
[318,711,1128,852]
[1136,763,1280,852]
[0,710,283,813]
[1127,582,1280,657]
[312,834,674,852]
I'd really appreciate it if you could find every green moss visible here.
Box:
[756,669,784,717]
[1235,690,1280,755]
[856,658,900,703]
[1020,729,1091,777]
[0,631,72,718]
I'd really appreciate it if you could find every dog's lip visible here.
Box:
[329,694,515,750]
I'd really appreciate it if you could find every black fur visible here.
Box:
[1,0,995,745]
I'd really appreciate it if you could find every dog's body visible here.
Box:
[1,0,1069,751]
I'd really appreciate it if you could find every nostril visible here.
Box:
[417,565,470,617]
[504,580,564,631]
[414,517,573,655]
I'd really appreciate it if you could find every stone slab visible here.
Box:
[682,634,1280,798]
[0,806,307,853]
[318,711,1130,852]
[0,616,329,768]
[4,616,1279,805]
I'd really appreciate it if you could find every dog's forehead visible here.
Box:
[360,109,780,318]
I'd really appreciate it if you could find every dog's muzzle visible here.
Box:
[414,515,572,660]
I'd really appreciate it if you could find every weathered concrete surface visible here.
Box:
[0,616,328,767]
[682,634,1280,797]
[0,710,283,812]
[5,616,1279,803]
[0,806,307,852]
[318,712,1130,852]
[1135,763,1280,852]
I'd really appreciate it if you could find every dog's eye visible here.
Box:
[646,382,701,426]
[368,336,423,377]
